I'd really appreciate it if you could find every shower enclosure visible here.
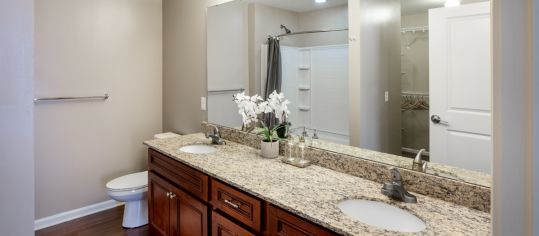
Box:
[262,44,349,144]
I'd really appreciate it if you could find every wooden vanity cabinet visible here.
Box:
[212,211,255,236]
[148,148,338,236]
[149,172,208,236]
[267,205,337,236]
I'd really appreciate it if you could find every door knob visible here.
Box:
[431,115,449,125]
[169,193,176,199]
[166,192,170,197]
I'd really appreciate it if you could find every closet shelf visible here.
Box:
[401,26,429,33]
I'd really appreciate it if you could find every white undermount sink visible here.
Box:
[179,145,217,154]
[338,199,426,233]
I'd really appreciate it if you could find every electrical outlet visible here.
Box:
[201,97,207,111]
[385,91,389,102]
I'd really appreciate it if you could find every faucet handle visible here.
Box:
[312,129,319,139]
[302,127,308,137]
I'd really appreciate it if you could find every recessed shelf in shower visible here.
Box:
[298,86,311,91]
[298,106,311,111]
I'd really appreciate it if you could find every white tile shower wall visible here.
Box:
[280,45,349,144]
[310,45,349,143]
[281,46,301,128]
[298,48,312,128]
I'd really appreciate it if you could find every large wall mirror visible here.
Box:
[206,0,491,187]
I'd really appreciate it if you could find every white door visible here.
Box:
[429,2,492,173]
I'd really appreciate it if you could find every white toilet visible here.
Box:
[106,171,148,228]
[106,133,179,228]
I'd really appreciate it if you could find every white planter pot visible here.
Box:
[260,140,279,159]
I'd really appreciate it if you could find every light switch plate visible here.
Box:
[385,91,389,102]
[201,97,207,111]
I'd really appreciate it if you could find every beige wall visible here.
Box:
[0,0,35,234]
[163,0,208,134]
[492,0,537,234]
[534,0,539,233]
[350,0,402,154]
[35,0,162,219]
[249,3,300,95]
[297,5,349,47]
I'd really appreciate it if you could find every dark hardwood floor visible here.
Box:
[36,206,148,236]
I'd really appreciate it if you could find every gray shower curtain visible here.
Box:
[263,37,282,130]
[264,37,282,99]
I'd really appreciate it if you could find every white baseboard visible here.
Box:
[34,200,124,231]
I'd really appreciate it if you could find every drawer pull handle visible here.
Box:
[224,199,240,209]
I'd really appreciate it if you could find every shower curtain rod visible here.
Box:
[272,28,349,38]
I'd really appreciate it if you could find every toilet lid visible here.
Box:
[106,171,148,191]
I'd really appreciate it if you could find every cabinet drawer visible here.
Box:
[268,205,337,236]
[211,180,262,232]
[148,148,209,202]
[212,211,255,236]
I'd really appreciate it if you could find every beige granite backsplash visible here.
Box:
[202,122,491,213]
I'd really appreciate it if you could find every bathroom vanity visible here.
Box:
[147,148,335,236]
[144,133,490,236]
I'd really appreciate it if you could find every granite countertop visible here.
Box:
[144,134,491,236]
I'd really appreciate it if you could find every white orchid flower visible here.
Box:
[256,101,272,114]
[251,94,263,102]
[234,91,291,127]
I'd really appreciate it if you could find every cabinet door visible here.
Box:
[170,185,208,236]
[212,211,255,236]
[268,205,336,236]
[149,173,172,236]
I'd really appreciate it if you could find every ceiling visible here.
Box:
[240,0,485,16]
[401,0,446,15]
[245,0,348,13]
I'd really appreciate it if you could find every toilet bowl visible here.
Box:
[106,171,148,228]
